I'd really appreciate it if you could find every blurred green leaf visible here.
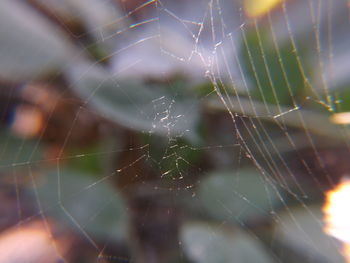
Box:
[35,168,127,241]
[67,63,200,142]
[0,0,76,82]
[198,169,282,223]
[206,96,346,142]
[181,222,274,263]
[0,131,43,169]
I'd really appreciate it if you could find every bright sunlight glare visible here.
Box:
[244,0,282,17]
[323,179,350,262]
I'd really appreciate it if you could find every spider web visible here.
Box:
[0,0,349,262]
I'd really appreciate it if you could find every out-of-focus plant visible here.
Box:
[0,0,349,262]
